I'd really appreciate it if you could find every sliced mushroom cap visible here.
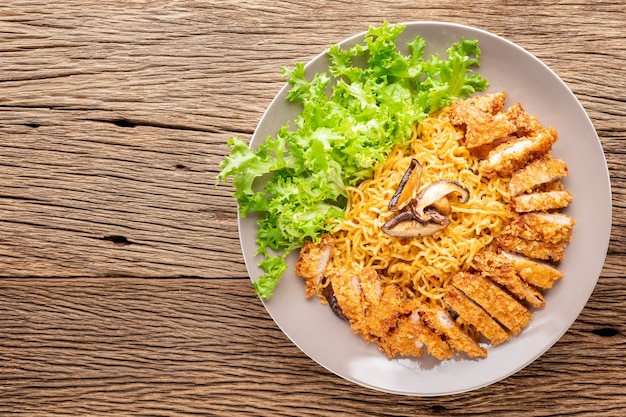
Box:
[382,210,450,238]
[322,283,347,321]
[388,158,422,212]
[412,180,470,223]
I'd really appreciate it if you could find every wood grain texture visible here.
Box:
[0,278,624,417]
[0,0,625,415]
[0,109,245,277]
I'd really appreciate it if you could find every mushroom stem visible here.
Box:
[411,180,470,223]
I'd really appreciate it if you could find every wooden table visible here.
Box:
[1,1,624,415]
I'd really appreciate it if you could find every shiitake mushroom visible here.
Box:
[383,162,470,238]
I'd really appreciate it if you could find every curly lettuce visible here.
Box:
[218,21,488,299]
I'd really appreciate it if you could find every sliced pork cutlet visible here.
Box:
[451,91,507,119]
[494,233,567,262]
[468,102,545,159]
[376,314,425,359]
[469,135,516,160]
[451,92,518,151]
[327,266,369,338]
[504,212,575,244]
[478,126,558,178]
[421,308,488,358]
[471,250,545,309]
[473,91,508,114]
[334,266,438,360]
[451,272,532,335]
[408,308,454,361]
[509,155,569,197]
[501,251,564,289]
[537,180,565,192]
[513,190,573,213]
[505,102,543,137]
[295,234,334,298]
[358,267,407,339]
[444,285,510,346]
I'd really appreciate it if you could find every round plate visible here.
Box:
[238,22,611,396]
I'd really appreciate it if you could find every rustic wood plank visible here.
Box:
[0,2,624,277]
[0,110,246,277]
[0,278,624,417]
[1,0,624,132]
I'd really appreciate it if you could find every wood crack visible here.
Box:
[86,117,220,133]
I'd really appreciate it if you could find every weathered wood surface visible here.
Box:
[0,1,624,416]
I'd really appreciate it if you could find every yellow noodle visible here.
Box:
[329,109,513,309]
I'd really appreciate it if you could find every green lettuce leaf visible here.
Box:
[217,21,488,299]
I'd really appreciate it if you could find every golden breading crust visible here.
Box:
[451,92,518,150]
[451,272,532,335]
[326,266,449,360]
[501,251,564,289]
[478,126,558,178]
[504,213,575,244]
[464,102,544,159]
[469,136,516,160]
[327,267,368,337]
[376,315,425,359]
[509,155,569,197]
[495,233,568,262]
[505,102,543,137]
[536,181,565,192]
[452,91,508,116]
[444,285,510,346]
[513,190,573,213]
[410,312,454,361]
[471,250,545,309]
[359,268,407,338]
[421,308,488,358]
[294,235,334,298]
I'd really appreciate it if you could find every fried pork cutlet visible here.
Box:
[295,235,334,298]
[505,102,543,137]
[536,180,564,192]
[378,307,458,360]
[469,136,516,160]
[466,103,544,159]
[504,212,575,244]
[451,272,532,335]
[359,267,406,339]
[377,300,455,360]
[501,251,564,289]
[327,266,450,360]
[495,233,567,262]
[410,311,455,360]
[509,155,569,197]
[478,126,558,178]
[451,92,518,151]
[327,266,399,341]
[327,266,368,337]
[444,285,510,346]
[495,212,574,262]
[472,250,545,309]
[377,314,425,359]
[421,308,488,358]
[454,91,508,115]
[513,190,573,213]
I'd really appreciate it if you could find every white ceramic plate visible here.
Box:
[238,22,611,396]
